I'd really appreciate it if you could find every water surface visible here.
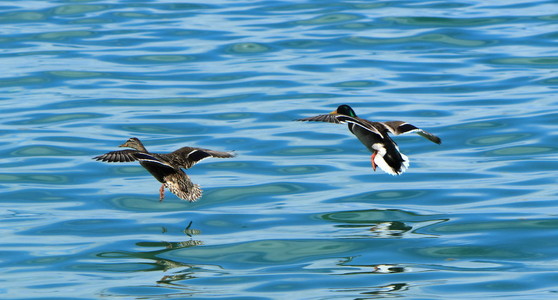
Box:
[1,0,558,299]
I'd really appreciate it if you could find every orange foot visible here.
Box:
[159,184,165,202]
[371,152,377,171]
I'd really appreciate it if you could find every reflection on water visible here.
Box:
[98,221,204,279]
[320,208,448,238]
[367,221,413,237]
[2,0,558,298]
[334,283,409,298]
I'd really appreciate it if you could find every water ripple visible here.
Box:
[2,0,558,299]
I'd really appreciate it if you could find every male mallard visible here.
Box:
[297,104,441,175]
[94,137,235,202]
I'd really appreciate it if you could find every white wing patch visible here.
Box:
[134,153,174,168]
[335,115,384,139]
[186,149,200,159]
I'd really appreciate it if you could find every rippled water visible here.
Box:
[2,0,558,299]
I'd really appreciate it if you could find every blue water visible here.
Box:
[2,0,558,299]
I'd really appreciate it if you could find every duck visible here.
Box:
[93,137,235,202]
[297,104,441,175]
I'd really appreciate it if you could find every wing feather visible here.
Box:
[133,153,174,168]
[381,121,441,144]
[161,147,236,169]
[297,113,386,139]
[335,115,385,139]
[296,114,343,124]
[93,150,138,163]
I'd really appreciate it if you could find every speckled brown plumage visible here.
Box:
[94,137,235,202]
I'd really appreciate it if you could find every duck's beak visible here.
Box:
[118,142,129,148]
[329,109,338,114]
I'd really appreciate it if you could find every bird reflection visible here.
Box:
[160,221,203,250]
[341,263,412,275]
[336,221,413,238]
[357,283,409,297]
[183,220,201,237]
[157,273,197,284]
[337,256,418,276]
[371,264,409,274]
[369,221,413,237]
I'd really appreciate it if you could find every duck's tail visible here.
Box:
[164,172,203,202]
[374,151,409,175]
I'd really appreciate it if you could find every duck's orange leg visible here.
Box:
[371,152,377,171]
[159,184,165,202]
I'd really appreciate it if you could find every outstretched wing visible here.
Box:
[296,113,343,124]
[335,115,386,138]
[133,152,175,168]
[297,113,386,139]
[94,149,177,171]
[162,147,235,169]
[93,150,139,163]
[381,121,442,144]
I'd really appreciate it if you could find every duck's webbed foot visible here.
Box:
[159,184,165,202]
[371,152,377,172]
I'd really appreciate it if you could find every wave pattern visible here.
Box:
[1,0,558,298]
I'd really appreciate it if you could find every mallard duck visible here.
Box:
[297,104,441,175]
[94,137,235,202]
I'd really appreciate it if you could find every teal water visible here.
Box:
[2,0,558,299]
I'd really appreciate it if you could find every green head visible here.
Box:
[331,104,357,117]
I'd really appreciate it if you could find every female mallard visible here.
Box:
[94,137,235,202]
[297,104,441,175]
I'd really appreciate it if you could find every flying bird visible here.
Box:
[297,104,441,175]
[94,137,235,202]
